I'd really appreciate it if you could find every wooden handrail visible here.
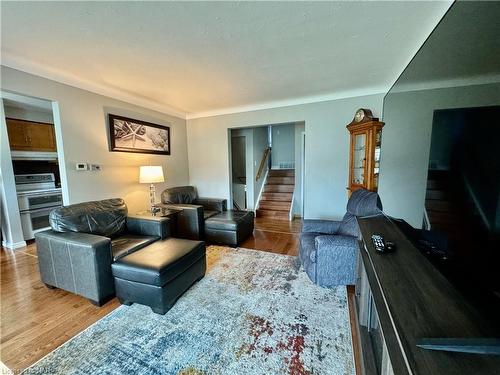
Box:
[256,147,271,181]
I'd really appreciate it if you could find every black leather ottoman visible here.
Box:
[204,210,254,246]
[111,238,206,314]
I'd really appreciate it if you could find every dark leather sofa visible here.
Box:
[160,186,254,246]
[160,186,226,240]
[36,198,170,305]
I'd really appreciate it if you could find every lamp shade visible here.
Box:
[139,166,164,183]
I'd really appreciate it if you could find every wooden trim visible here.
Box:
[348,285,363,375]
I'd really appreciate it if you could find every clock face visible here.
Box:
[355,109,365,122]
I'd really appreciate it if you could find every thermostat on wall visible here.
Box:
[76,163,88,171]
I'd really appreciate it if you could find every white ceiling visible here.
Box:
[1,1,452,118]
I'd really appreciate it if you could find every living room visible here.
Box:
[1,1,500,374]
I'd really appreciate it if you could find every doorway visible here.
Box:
[1,91,66,249]
[231,135,247,210]
[228,122,305,220]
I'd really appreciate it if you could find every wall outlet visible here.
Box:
[90,164,102,171]
[76,163,88,171]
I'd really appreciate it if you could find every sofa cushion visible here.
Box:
[203,210,219,220]
[205,210,254,231]
[161,186,197,205]
[338,213,360,237]
[111,238,205,286]
[49,198,127,238]
[346,189,382,217]
[111,234,159,261]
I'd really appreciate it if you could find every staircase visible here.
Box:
[256,169,294,220]
[425,170,486,257]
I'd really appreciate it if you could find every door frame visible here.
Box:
[301,131,306,217]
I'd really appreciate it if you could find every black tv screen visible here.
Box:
[381,1,500,322]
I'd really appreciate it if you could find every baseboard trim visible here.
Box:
[2,240,27,249]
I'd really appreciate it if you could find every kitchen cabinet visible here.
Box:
[6,118,57,152]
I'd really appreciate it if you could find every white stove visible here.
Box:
[15,173,63,240]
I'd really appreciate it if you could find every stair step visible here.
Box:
[265,185,294,193]
[267,176,295,185]
[425,200,454,212]
[261,192,293,201]
[259,200,291,207]
[256,209,290,219]
[258,201,291,211]
[426,179,450,190]
[427,170,452,181]
[426,190,448,200]
[268,169,295,177]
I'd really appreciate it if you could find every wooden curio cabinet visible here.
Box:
[347,109,384,194]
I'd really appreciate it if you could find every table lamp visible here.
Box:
[139,165,164,212]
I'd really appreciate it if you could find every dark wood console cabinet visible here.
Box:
[355,215,500,374]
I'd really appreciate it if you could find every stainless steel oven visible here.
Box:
[19,206,57,239]
[16,173,63,240]
[17,191,63,211]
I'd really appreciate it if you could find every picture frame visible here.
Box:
[108,114,171,155]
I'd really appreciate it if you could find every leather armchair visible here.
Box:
[159,186,227,240]
[299,189,383,287]
[36,198,170,305]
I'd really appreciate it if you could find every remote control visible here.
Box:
[371,234,386,252]
[371,234,396,253]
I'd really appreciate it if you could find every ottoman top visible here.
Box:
[204,210,254,231]
[112,238,205,286]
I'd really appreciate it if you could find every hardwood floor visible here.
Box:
[1,217,358,373]
[1,242,120,371]
[240,217,301,255]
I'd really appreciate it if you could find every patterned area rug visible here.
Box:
[26,247,354,375]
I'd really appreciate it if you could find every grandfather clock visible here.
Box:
[347,108,384,194]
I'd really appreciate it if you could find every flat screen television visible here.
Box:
[380,0,500,328]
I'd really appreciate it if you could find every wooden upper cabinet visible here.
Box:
[347,109,384,194]
[6,118,57,152]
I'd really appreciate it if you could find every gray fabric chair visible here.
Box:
[36,198,170,305]
[299,189,382,287]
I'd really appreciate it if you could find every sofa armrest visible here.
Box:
[158,203,204,240]
[194,197,227,212]
[126,216,171,239]
[35,230,114,304]
[314,235,359,286]
[302,219,342,234]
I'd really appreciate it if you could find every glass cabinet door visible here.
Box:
[352,132,367,186]
[373,129,382,189]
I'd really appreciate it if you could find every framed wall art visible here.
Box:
[108,114,170,155]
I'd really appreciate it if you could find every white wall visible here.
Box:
[4,105,53,124]
[187,93,384,220]
[294,122,305,216]
[379,82,500,227]
[271,123,295,168]
[1,66,189,214]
